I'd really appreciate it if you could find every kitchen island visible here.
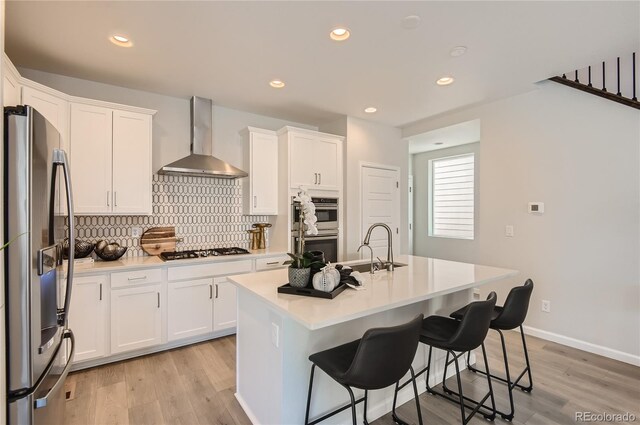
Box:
[228,255,517,425]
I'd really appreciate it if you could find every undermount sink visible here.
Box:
[345,262,407,273]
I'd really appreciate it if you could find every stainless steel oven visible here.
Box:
[292,230,339,263]
[292,197,338,231]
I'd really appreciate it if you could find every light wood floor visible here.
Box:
[64,331,640,425]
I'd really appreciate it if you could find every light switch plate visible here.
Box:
[505,225,514,237]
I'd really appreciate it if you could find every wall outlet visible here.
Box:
[131,227,142,238]
[505,225,515,237]
[541,300,551,313]
[271,323,280,348]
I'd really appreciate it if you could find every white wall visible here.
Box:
[403,81,640,362]
[321,117,407,260]
[17,67,316,172]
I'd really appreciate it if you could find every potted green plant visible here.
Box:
[286,189,322,287]
[286,252,319,287]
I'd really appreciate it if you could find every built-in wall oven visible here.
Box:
[292,197,339,262]
[292,197,338,231]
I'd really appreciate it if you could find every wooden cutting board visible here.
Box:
[140,227,177,255]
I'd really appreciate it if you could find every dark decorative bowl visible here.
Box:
[62,239,94,259]
[94,240,127,261]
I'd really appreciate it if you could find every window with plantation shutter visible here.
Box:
[429,153,475,240]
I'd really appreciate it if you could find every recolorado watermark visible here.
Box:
[575,411,637,422]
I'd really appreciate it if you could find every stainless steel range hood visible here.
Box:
[158,96,248,178]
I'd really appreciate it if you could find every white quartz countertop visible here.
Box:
[70,248,288,274]
[227,255,518,330]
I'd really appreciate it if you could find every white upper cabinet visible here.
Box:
[279,127,344,192]
[70,102,153,215]
[112,110,152,214]
[22,86,69,152]
[70,103,113,214]
[242,127,278,215]
[289,132,317,189]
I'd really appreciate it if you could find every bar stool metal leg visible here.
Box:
[342,384,357,425]
[430,348,497,424]
[305,364,316,425]
[363,390,369,425]
[391,366,424,425]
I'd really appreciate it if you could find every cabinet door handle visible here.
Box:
[157,292,160,308]
[209,284,213,299]
[114,191,117,207]
[128,275,147,281]
[266,261,279,265]
[106,191,110,207]
[215,284,219,299]
[314,173,317,184]
[99,283,102,301]
[253,195,257,208]
[318,173,321,184]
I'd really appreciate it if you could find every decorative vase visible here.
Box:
[289,267,311,288]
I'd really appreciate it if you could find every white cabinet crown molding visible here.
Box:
[4,53,157,116]
[276,125,345,141]
[240,126,277,137]
[3,53,21,82]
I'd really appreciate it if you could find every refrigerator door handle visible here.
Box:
[52,149,75,326]
[34,329,75,409]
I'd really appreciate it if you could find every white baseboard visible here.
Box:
[521,325,640,367]
[235,393,261,425]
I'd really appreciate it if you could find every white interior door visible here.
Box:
[361,165,401,261]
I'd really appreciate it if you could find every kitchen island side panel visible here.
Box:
[237,286,474,424]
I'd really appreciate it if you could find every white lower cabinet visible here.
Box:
[68,275,107,362]
[111,283,162,354]
[168,278,214,341]
[213,277,238,331]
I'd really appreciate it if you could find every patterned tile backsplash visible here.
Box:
[72,174,270,257]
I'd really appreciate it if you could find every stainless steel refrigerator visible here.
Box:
[4,105,76,425]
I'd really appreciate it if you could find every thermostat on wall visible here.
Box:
[528,202,544,213]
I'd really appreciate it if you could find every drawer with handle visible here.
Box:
[255,255,290,271]
[111,268,163,288]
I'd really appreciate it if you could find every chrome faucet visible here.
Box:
[362,223,395,271]
[357,244,376,274]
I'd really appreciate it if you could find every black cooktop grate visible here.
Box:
[159,247,250,261]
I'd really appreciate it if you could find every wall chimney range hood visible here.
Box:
[159,96,248,179]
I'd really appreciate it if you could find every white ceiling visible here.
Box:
[5,1,639,128]
[408,119,480,154]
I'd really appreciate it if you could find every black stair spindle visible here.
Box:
[633,52,637,101]
[574,70,579,83]
[616,57,621,96]
[588,66,592,87]
[602,61,607,92]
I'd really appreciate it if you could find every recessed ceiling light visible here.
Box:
[110,34,132,47]
[364,107,377,114]
[330,28,350,41]
[401,15,421,29]
[269,80,285,88]
[436,76,455,86]
[450,46,467,57]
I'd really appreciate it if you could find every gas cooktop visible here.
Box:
[159,247,250,261]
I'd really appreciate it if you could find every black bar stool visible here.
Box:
[449,279,534,421]
[398,292,498,425]
[304,315,424,425]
